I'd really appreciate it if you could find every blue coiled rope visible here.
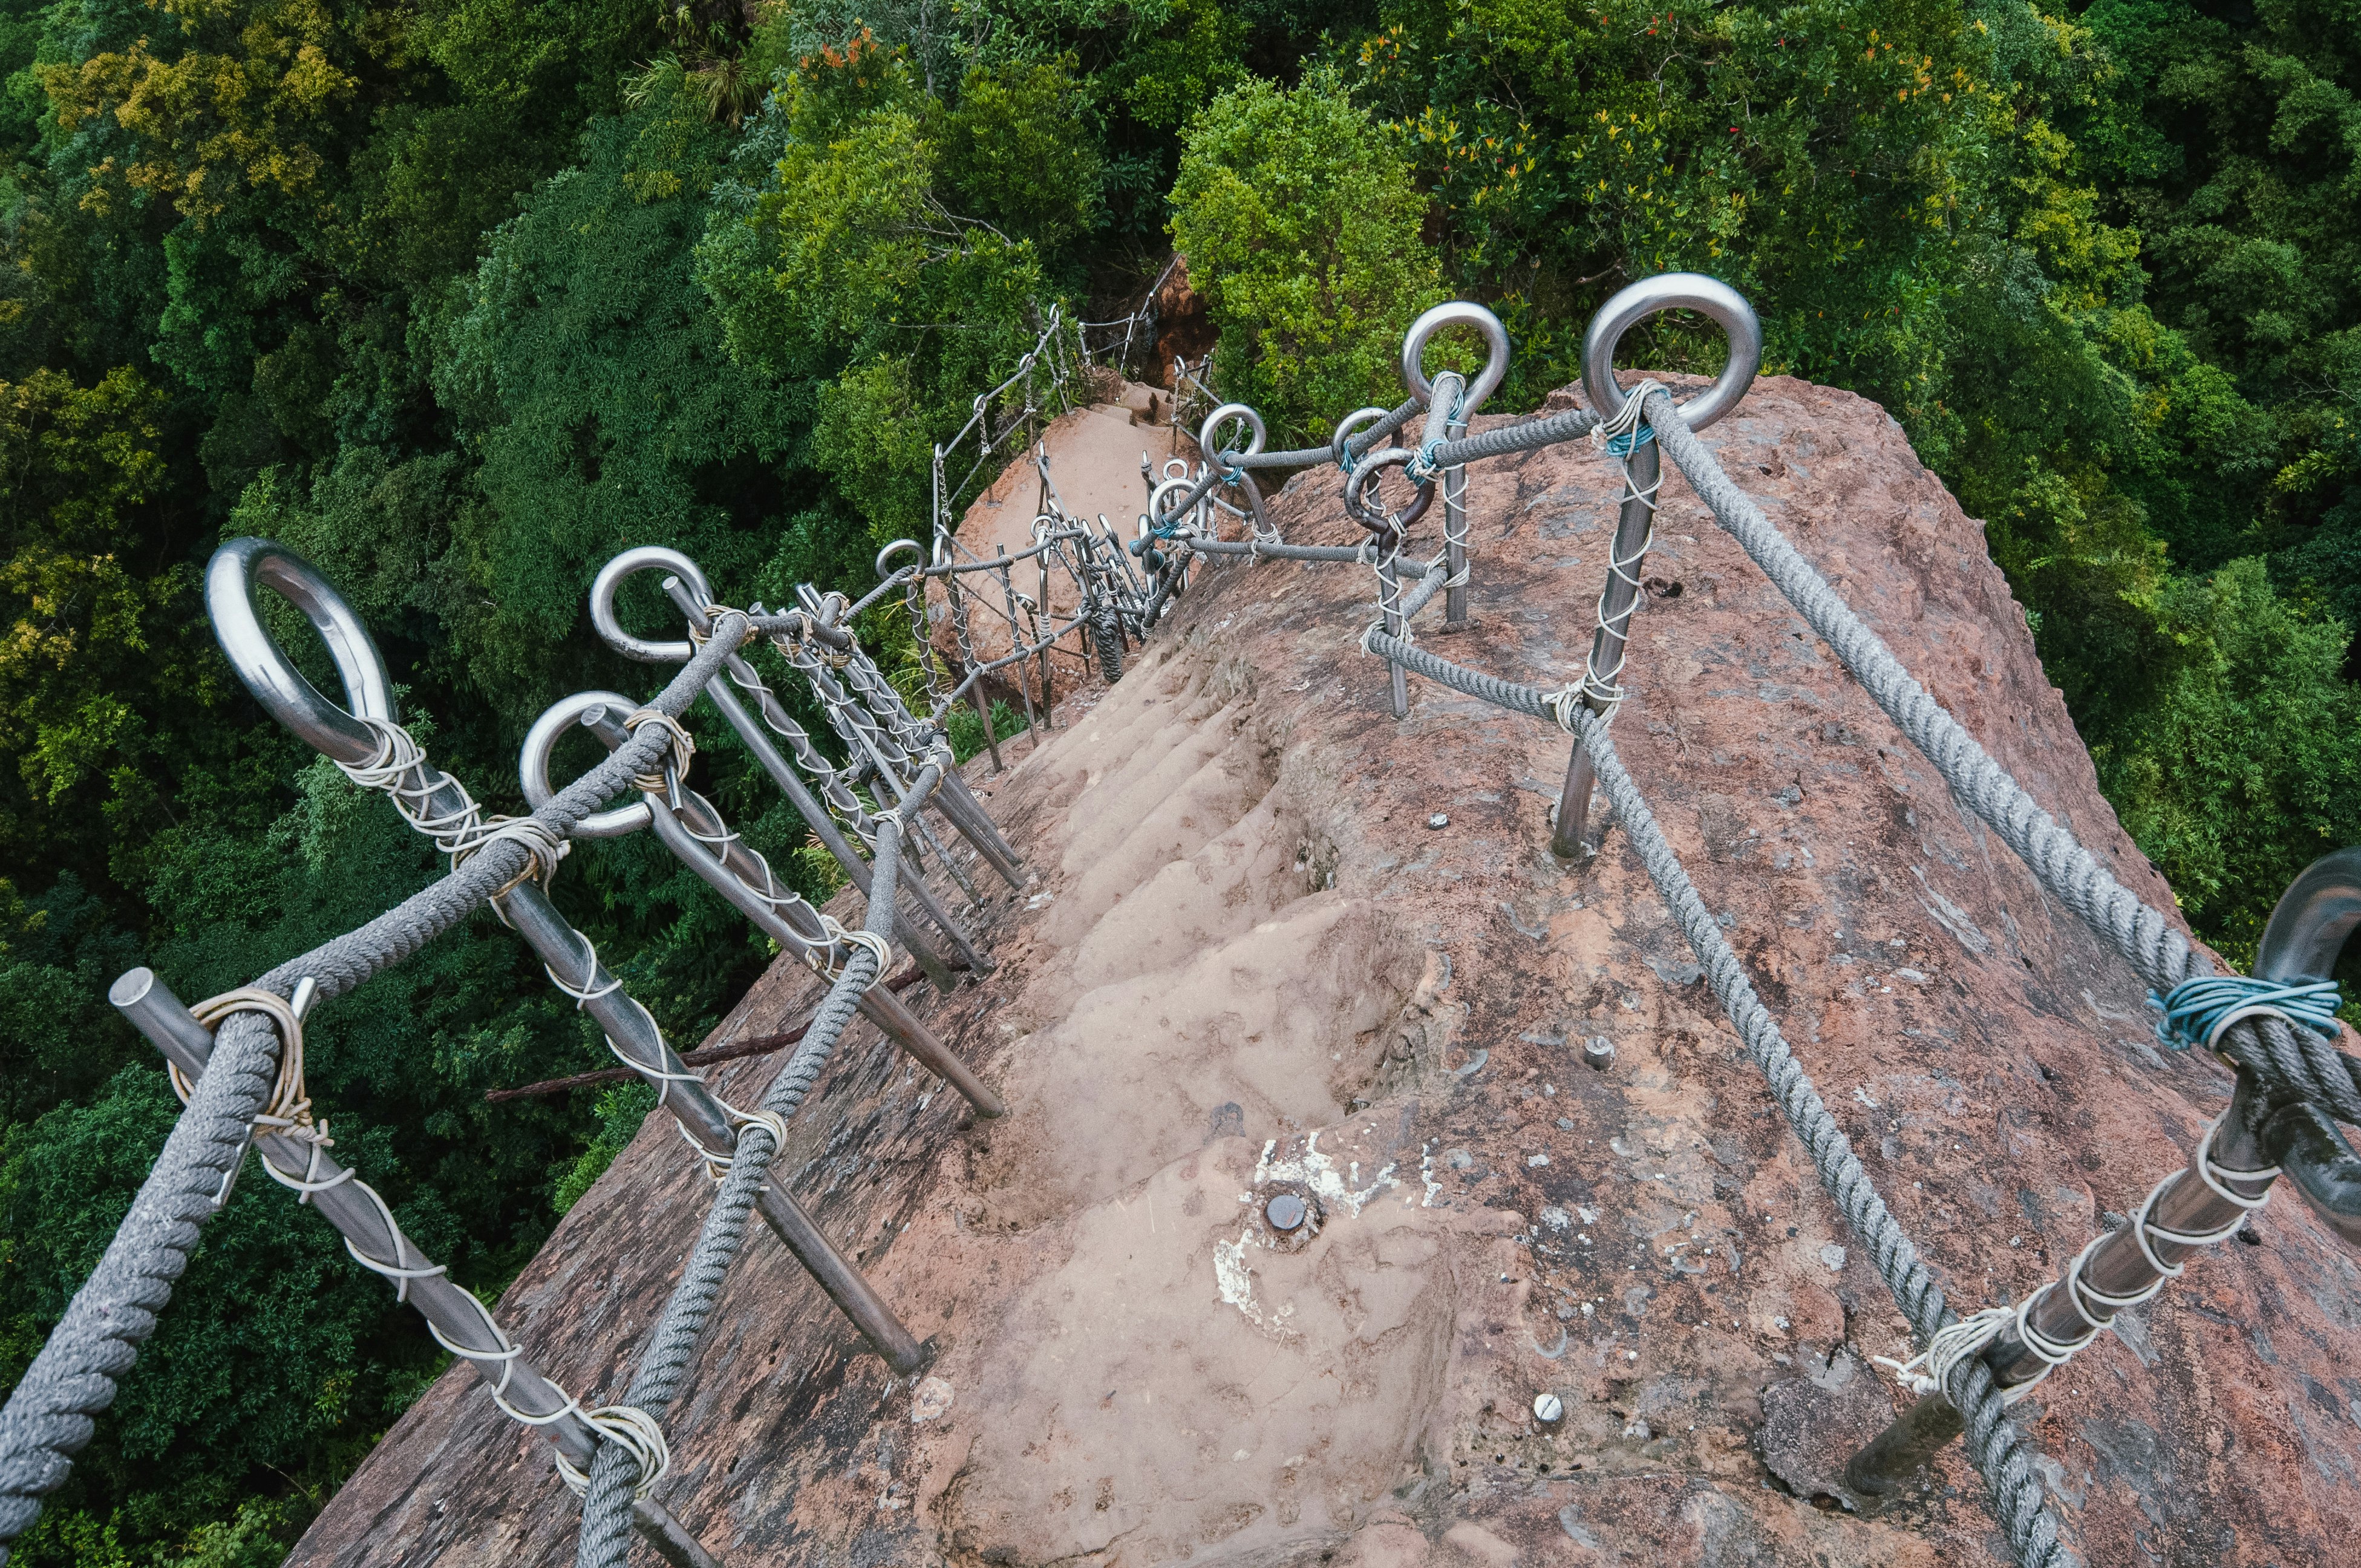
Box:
[1403,383,1468,485]
[2150,975,2344,1051]
[1605,424,1657,457]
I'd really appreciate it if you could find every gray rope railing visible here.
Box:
[0,617,752,1552]
[1643,391,2361,1125]
[1424,400,1601,468]
[572,768,932,1566]
[1367,629,2071,1566]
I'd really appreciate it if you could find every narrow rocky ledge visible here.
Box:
[287,376,2361,1568]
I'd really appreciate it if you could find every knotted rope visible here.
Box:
[0,615,752,1552]
[2150,974,2343,1053]
[174,989,325,1169]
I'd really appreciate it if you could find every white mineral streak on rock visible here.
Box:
[1212,1234,1295,1338]
[1252,1131,1397,1216]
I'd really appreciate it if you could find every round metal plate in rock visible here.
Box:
[1253,1181,1324,1252]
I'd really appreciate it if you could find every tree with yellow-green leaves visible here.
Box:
[0,1,2353,1558]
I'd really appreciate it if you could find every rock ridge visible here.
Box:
[287,374,2361,1568]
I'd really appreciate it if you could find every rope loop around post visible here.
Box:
[179,987,324,1154]
[557,1405,672,1501]
[2149,975,2343,1053]
[622,708,697,794]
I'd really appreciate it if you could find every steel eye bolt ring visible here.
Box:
[520,690,655,841]
[1198,400,1266,467]
[591,545,718,666]
[1399,301,1511,414]
[1580,272,1763,433]
[206,537,397,767]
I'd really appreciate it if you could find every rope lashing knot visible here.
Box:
[180,986,327,1153]
[2149,974,2343,1053]
[685,1101,793,1184]
[680,602,743,652]
[810,920,892,978]
[451,814,570,897]
[556,1405,671,1501]
[1876,1306,2035,1405]
[1564,379,1670,717]
[1405,382,1467,486]
[1590,377,1664,454]
[1878,1112,2274,1406]
[623,707,696,794]
[1540,685,1591,735]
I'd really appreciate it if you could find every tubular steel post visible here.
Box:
[573,706,1005,1119]
[834,635,1027,884]
[704,658,985,973]
[694,676,964,988]
[789,647,985,906]
[1550,436,1658,858]
[1396,306,1507,629]
[110,970,724,1568]
[1443,411,1472,629]
[1546,275,1760,860]
[997,550,1040,746]
[499,884,927,1374]
[206,542,927,1376]
[942,563,1001,773]
[1387,552,1412,719]
[1844,842,2361,1504]
[593,549,984,977]
[695,575,1023,894]
[1841,1089,2277,1508]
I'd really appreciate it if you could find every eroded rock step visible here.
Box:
[287,377,2361,1568]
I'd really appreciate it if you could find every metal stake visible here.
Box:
[576,707,1005,1119]
[112,969,726,1568]
[997,550,1040,748]
[1552,436,1659,858]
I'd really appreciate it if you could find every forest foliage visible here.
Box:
[0,0,2353,1560]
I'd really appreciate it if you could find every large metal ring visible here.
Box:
[2258,848,2361,987]
[519,690,651,840]
[1399,301,1510,414]
[2242,846,2361,1244]
[1343,448,1434,537]
[1329,406,1393,471]
[1147,475,1203,533]
[590,546,716,665]
[1198,402,1266,465]
[1580,273,1762,433]
[205,537,396,766]
[876,539,924,581]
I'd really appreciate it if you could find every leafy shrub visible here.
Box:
[1169,69,1443,443]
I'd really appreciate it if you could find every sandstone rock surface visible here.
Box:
[288,376,2361,1568]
